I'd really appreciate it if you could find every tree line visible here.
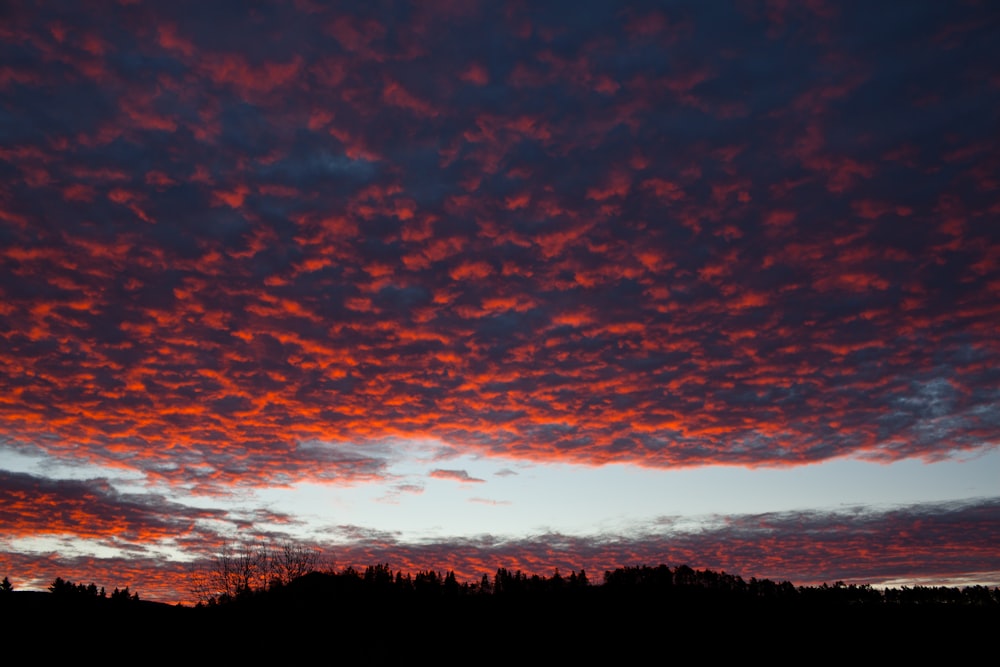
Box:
[4,558,996,662]
[4,555,998,608]
[0,575,142,605]
[182,544,1000,608]
[47,576,140,602]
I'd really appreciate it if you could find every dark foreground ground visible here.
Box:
[4,581,996,662]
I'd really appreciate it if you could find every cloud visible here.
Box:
[376,483,425,504]
[0,470,227,543]
[429,469,485,484]
[469,497,511,506]
[1,1,998,488]
[309,497,1000,597]
[1,0,998,602]
[5,496,997,605]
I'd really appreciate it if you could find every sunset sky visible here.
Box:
[2,0,998,604]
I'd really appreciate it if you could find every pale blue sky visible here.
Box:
[6,440,996,548]
[250,441,1000,542]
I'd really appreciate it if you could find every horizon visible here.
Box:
[11,553,1000,607]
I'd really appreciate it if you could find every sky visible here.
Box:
[1,0,998,604]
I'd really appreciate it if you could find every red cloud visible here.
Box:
[1,0,999,596]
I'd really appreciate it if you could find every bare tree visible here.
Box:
[268,541,320,588]
[192,539,321,604]
[193,541,268,604]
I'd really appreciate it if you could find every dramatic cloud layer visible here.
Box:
[1,0,998,597]
[0,470,225,541]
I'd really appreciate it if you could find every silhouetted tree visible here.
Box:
[270,541,320,588]
[364,563,395,589]
[0,576,12,593]
[443,570,459,596]
[395,570,413,592]
[49,577,73,596]
[674,564,695,586]
[494,568,528,595]
[194,541,269,603]
[194,539,323,604]
[48,577,107,601]
[414,570,441,596]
